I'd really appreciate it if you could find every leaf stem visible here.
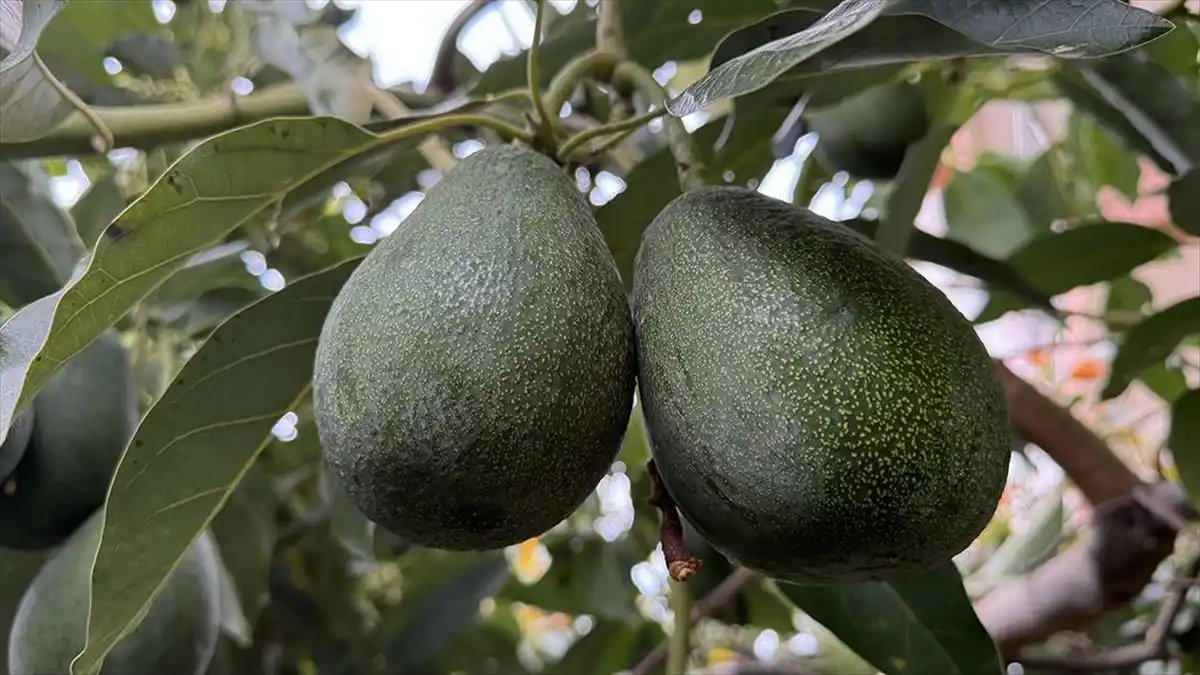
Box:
[612,61,708,191]
[367,86,459,173]
[597,0,628,58]
[543,50,620,121]
[556,108,664,160]
[376,113,534,148]
[526,0,557,142]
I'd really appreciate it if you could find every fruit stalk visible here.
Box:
[526,0,558,144]
[647,460,699,582]
[611,61,707,191]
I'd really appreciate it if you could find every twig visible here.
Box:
[995,362,1141,505]
[429,0,495,93]
[543,50,620,121]
[647,460,699,582]
[1016,554,1200,672]
[526,0,557,144]
[556,107,665,159]
[367,86,458,174]
[667,578,693,675]
[611,61,707,191]
[0,82,312,160]
[627,567,761,675]
[597,0,628,59]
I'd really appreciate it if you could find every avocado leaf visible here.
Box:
[1102,297,1200,400]
[667,0,1170,116]
[377,552,510,673]
[0,116,423,450]
[71,257,363,675]
[974,221,1177,323]
[777,561,1004,675]
[1169,390,1200,511]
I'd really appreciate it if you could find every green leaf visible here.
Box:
[469,0,781,96]
[894,0,1171,57]
[555,620,638,675]
[146,241,261,308]
[1051,70,1174,174]
[209,464,278,631]
[0,0,76,143]
[1170,389,1200,510]
[380,554,510,672]
[842,218,1052,312]
[1168,170,1200,237]
[1102,297,1200,400]
[0,116,419,448]
[670,0,1171,116]
[71,257,363,675]
[1106,276,1152,314]
[1139,362,1189,404]
[976,221,1176,322]
[1067,54,1200,175]
[667,0,896,116]
[942,167,1034,260]
[70,175,127,250]
[34,0,162,83]
[778,561,1003,675]
[1068,113,1141,201]
[0,161,85,306]
[1015,151,1091,227]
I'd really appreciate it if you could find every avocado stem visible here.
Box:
[526,0,559,148]
[646,460,700,582]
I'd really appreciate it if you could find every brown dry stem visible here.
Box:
[646,460,700,582]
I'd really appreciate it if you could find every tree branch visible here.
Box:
[1016,554,1200,672]
[978,362,1195,662]
[429,0,496,94]
[627,568,760,675]
[995,362,1141,505]
[0,83,311,160]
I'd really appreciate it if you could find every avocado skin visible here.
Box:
[7,511,221,675]
[0,408,34,480]
[313,144,636,551]
[631,186,1010,584]
[808,80,930,180]
[0,330,139,550]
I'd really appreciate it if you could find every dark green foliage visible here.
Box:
[8,510,221,674]
[0,331,138,550]
[808,80,930,180]
[632,187,1011,583]
[312,145,637,551]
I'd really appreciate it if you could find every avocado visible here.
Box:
[808,80,930,180]
[0,409,34,480]
[0,330,139,550]
[313,144,637,551]
[631,186,1011,584]
[8,510,221,675]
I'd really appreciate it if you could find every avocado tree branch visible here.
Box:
[976,362,1195,662]
[430,0,495,94]
[0,82,312,160]
[597,0,628,59]
[1014,552,1200,672]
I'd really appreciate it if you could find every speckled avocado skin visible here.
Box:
[631,186,1011,584]
[8,511,221,674]
[312,144,636,551]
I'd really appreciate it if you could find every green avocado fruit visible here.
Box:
[631,186,1011,584]
[808,80,930,180]
[7,511,221,675]
[0,330,139,550]
[312,144,637,551]
[0,408,34,480]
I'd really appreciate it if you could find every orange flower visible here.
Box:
[1069,359,1104,381]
